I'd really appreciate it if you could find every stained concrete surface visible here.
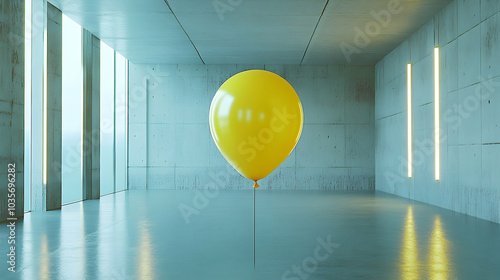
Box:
[82,30,101,200]
[0,0,25,220]
[128,64,375,191]
[0,190,499,279]
[45,2,63,211]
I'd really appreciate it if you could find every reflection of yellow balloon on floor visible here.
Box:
[209,70,304,188]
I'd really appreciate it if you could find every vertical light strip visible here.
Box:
[125,60,129,189]
[407,63,412,178]
[434,47,440,181]
[80,26,84,183]
[42,14,48,185]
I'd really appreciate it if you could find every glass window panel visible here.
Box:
[61,14,83,204]
[100,42,115,196]
[24,0,32,212]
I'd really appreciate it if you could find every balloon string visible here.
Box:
[253,186,256,267]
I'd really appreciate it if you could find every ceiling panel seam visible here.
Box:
[164,0,206,64]
[300,0,329,65]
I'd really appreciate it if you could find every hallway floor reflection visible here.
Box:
[1,190,499,279]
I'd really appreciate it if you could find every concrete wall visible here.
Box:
[0,0,25,221]
[128,64,375,190]
[375,0,500,223]
[45,3,62,211]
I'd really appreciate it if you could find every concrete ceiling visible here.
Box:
[50,0,453,65]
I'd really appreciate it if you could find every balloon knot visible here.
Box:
[253,181,260,189]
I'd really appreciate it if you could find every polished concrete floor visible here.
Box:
[1,190,500,280]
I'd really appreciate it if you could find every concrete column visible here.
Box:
[82,29,100,200]
[0,0,25,221]
[45,3,62,211]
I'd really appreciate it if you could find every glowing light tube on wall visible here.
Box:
[407,63,412,178]
[434,47,440,181]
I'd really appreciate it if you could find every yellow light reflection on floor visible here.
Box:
[401,206,419,280]
[428,216,450,280]
[137,221,154,280]
[40,234,50,280]
[80,205,87,277]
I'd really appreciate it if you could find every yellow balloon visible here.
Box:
[209,70,304,188]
